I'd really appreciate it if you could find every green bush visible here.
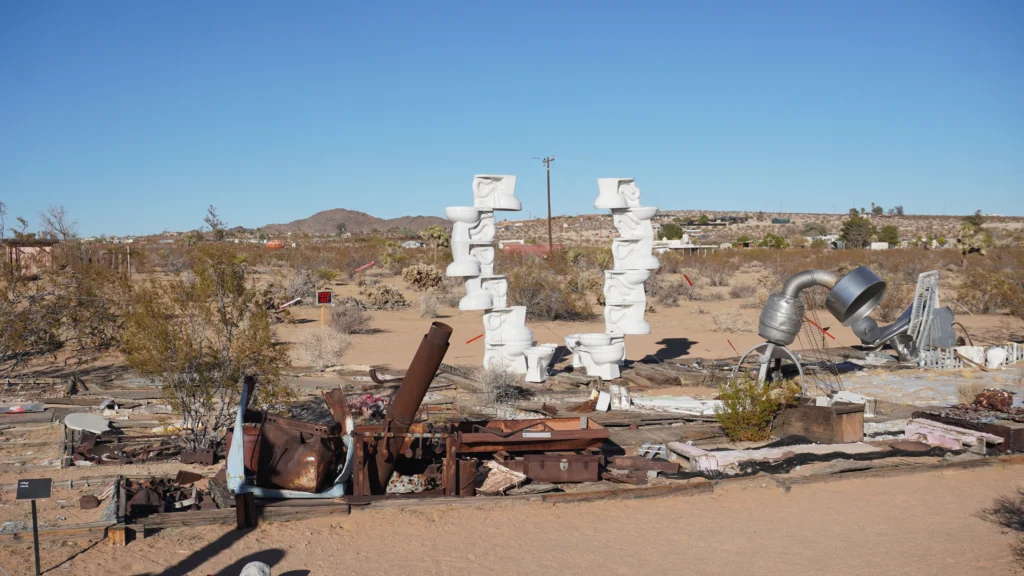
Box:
[715,378,791,442]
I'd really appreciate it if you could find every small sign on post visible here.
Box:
[315,290,333,329]
[16,478,52,576]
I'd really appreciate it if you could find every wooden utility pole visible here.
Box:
[539,156,555,253]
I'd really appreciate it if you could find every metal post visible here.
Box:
[535,156,555,254]
[545,157,553,254]
[31,499,41,575]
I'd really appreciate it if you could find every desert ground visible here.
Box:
[0,465,1020,575]
[2,229,1024,576]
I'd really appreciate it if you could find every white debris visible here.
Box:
[987,348,1008,369]
[631,396,722,416]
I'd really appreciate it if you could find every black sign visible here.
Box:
[16,478,51,501]
[316,290,333,305]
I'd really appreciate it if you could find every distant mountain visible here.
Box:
[262,208,448,236]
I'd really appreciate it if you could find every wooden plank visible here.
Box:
[0,521,113,547]
[0,410,54,424]
[539,480,712,504]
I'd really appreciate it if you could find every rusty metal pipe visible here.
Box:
[374,321,452,490]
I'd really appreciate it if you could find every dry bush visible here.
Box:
[480,366,527,405]
[696,305,709,314]
[419,294,439,318]
[729,284,757,299]
[436,277,464,308]
[712,310,750,333]
[957,382,986,405]
[739,299,762,309]
[654,280,704,307]
[299,329,351,371]
[873,276,913,322]
[401,264,444,291]
[284,269,317,301]
[505,261,593,321]
[700,254,733,287]
[715,378,786,442]
[656,251,687,274]
[358,283,410,310]
[329,303,372,334]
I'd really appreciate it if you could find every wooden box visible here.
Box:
[775,398,864,444]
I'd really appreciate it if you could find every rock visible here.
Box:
[239,562,271,576]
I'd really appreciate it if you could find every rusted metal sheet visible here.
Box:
[322,387,352,433]
[455,418,609,454]
[609,456,679,474]
[372,322,453,494]
[181,449,215,465]
[257,414,336,493]
[500,454,601,483]
[457,459,478,496]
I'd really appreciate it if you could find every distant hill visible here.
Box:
[262,208,448,236]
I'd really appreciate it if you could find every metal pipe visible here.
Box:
[374,322,453,491]
[781,270,838,298]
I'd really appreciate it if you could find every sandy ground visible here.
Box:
[275,275,1024,371]
[0,465,1018,575]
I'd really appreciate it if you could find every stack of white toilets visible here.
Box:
[565,178,659,381]
[446,175,557,382]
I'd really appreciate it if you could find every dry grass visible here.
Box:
[479,366,527,405]
[401,264,444,291]
[419,294,439,318]
[359,283,410,310]
[956,382,987,405]
[712,310,751,333]
[329,304,372,334]
[729,284,757,299]
[299,329,351,371]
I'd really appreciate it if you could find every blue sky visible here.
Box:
[1,1,1021,236]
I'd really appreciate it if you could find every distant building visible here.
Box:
[401,240,425,249]
[870,242,889,251]
[2,239,58,277]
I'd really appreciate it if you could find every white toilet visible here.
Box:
[573,333,624,381]
[459,277,493,310]
[524,344,558,383]
[564,334,584,368]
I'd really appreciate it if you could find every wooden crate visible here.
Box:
[775,399,864,444]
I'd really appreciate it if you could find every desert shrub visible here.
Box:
[873,276,913,322]
[359,283,410,310]
[315,267,338,286]
[480,366,527,405]
[696,305,709,314]
[712,310,750,333]
[284,269,317,301]
[957,382,986,405]
[506,261,593,321]
[654,280,704,307]
[656,251,687,274]
[955,269,1007,314]
[715,378,788,442]
[299,329,351,372]
[419,294,439,318]
[329,303,372,334]
[700,255,732,287]
[401,264,444,291]
[729,284,757,299]
[436,277,464,308]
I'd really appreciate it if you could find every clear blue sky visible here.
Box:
[1,1,1021,236]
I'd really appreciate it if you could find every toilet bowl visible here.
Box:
[578,342,624,380]
[604,269,650,303]
[484,339,532,374]
[578,333,611,347]
[605,303,651,335]
[459,277,493,310]
[480,276,508,309]
[612,238,660,271]
[607,331,626,365]
[565,334,584,368]
[524,344,557,383]
[595,178,632,209]
[473,175,521,211]
[447,245,481,277]
[483,306,533,344]
[445,206,480,224]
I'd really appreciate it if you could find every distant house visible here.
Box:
[401,240,425,249]
[870,242,889,251]
[2,239,58,277]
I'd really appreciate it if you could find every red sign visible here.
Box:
[316,290,333,306]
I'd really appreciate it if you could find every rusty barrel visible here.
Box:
[374,321,452,490]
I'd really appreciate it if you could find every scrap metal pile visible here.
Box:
[223,322,615,503]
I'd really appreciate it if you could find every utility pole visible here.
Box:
[535,156,555,253]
